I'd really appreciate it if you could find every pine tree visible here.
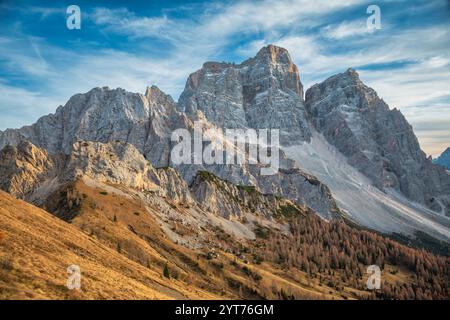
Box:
[163,263,170,279]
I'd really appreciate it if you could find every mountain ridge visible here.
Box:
[0,44,449,241]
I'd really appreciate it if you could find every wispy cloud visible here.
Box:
[90,8,174,40]
[321,20,374,39]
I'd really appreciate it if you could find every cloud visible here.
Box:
[321,20,373,39]
[28,6,63,20]
[0,82,63,129]
[89,8,174,40]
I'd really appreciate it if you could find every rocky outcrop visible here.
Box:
[67,140,194,202]
[253,167,341,220]
[0,141,61,198]
[0,140,195,205]
[178,45,311,145]
[190,170,306,221]
[305,68,450,214]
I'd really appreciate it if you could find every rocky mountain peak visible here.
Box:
[305,68,450,214]
[178,45,310,144]
[306,68,364,99]
[344,67,360,78]
[305,68,383,120]
[145,85,174,104]
[243,44,302,97]
[441,147,450,157]
[255,44,293,65]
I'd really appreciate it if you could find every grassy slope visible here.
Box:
[0,179,419,300]
[0,189,216,299]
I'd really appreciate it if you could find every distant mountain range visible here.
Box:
[434,148,450,170]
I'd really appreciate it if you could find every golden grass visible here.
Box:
[0,189,213,299]
[0,181,417,300]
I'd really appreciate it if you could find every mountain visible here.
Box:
[175,46,450,237]
[0,45,449,241]
[434,148,450,171]
[0,86,188,168]
[305,69,450,214]
[178,45,311,145]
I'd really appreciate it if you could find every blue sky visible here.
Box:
[0,0,449,156]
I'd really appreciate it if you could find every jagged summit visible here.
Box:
[253,44,294,64]
[344,67,358,75]
[178,45,309,143]
[305,66,450,215]
[145,85,176,109]
[306,68,364,97]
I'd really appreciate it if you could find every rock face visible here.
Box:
[178,45,311,145]
[67,140,194,204]
[190,170,305,221]
[434,148,450,170]
[305,68,450,214]
[0,86,189,168]
[0,140,194,206]
[253,168,341,220]
[0,141,61,198]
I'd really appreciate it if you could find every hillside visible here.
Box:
[0,189,221,299]
[1,174,449,300]
[0,184,348,300]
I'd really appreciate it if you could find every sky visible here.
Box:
[0,0,449,157]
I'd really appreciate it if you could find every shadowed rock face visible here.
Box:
[434,148,450,170]
[189,170,307,221]
[178,45,311,145]
[305,68,450,214]
[0,140,194,206]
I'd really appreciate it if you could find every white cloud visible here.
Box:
[0,82,62,129]
[321,20,372,39]
[90,8,174,40]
